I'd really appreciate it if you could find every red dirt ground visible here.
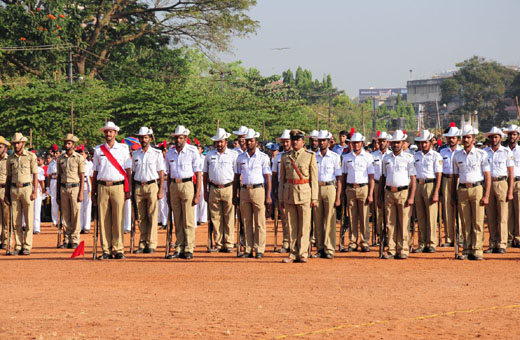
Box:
[1,220,519,340]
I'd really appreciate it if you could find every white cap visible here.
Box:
[316,130,332,139]
[388,130,408,142]
[135,127,153,136]
[232,126,249,136]
[100,121,120,132]
[276,129,291,141]
[244,128,260,139]
[210,128,231,141]
[377,131,391,140]
[483,126,505,138]
[307,130,319,138]
[410,145,418,151]
[443,126,461,137]
[503,124,520,133]
[414,130,434,142]
[460,125,478,136]
[348,132,366,142]
[171,125,190,136]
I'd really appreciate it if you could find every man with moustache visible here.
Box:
[165,125,202,260]
[232,126,248,154]
[503,124,520,247]
[92,122,132,260]
[0,137,10,249]
[203,128,238,252]
[132,127,165,254]
[371,131,391,244]
[272,129,292,253]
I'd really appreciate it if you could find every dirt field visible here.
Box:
[1,220,519,340]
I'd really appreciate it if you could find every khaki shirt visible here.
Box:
[58,151,85,183]
[278,148,318,204]
[7,149,38,184]
[0,153,8,184]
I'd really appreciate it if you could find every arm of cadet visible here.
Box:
[507,166,514,201]
[366,174,374,205]
[264,173,272,205]
[157,170,164,200]
[335,175,342,207]
[480,171,491,206]
[125,168,132,200]
[431,172,442,204]
[31,173,38,201]
[452,174,459,205]
[233,173,240,206]
[78,172,85,202]
[406,175,416,207]
[92,171,98,206]
[203,172,209,202]
[192,171,201,206]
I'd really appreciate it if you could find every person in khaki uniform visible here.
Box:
[342,132,375,252]
[439,124,463,247]
[371,131,391,244]
[504,124,520,247]
[412,130,443,253]
[482,126,513,254]
[6,133,38,255]
[312,130,341,259]
[132,127,165,254]
[92,122,132,260]
[204,128,238,252]
[165,125,202,260]
[378,130,416,259]
[57,134,85,249]
[0,137,10,249]
[279,129,318,263]
[233,128,272,259]
[272,129,292,253]
[452,125,491,260]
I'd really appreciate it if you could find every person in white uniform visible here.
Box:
[80,148,93,233]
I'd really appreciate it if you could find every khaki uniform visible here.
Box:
[440,146,463,244]
[272,151,290,250]
[0,153,9,246]
[279,148,318,260]
[508,180,520,245]
[58,152,85,246]
[7,150,38,251]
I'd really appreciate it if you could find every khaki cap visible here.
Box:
[61,133,79,143]
[10,133,28,143]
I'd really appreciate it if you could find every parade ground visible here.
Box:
[1,221,519,340]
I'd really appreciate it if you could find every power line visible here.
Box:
[0,44,72,52]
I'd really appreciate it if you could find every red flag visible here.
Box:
[403,130,406,135]
[376,130,381,137]
[350,127,355,136]
[52,144,58,151]
[437,139,442,146]
[187,137,191,145]
[194,138,200,145]
[449,122,456,127]
[70,241,85,259]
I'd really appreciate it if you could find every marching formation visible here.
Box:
[1,120,519,263]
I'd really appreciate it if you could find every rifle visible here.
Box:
[372,200,377,246]
[165,194,174,258]
[454,200,463,259]
[57,197,63,248]
[379,193,386,258]
[273,203,279,252]
[437,203,441,247]
[409,203,415,252]
[93,204,98,260]
[6,204,12,255]
[130,180,138,254]
[339,200,350,252]
[236,205,243,257]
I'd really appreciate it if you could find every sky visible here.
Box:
[219,0,520,97]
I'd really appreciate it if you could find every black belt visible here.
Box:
[347,183,368,188]
[241,183,264,189]
[442,174,454,178]
[515,176,520,182]
[172,177,193,183]
[98,180,124,186]
[458,181,483,189]
[135,179,157,185]
[210,182,233,188]
[417,178,435,184]
[492,176,506,182]
[0,183,5,188]
[318,181,336,186]
[386,185,408,192]
[61,183,80,188]
[12,182,31,188]
[374,180,380,184]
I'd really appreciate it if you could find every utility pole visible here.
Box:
[315,111,319,130]
[362,105,366,136]
[328,93,332,129]
[68,47,74,134]
[371,97,376,132]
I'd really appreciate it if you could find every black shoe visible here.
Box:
[311,252,322,258]
[166,252,181,259]
[456,254,467,260]
[238,252,253,258]
[57,244,65,249]
[325,254,334,259]
[513,243,520,248]
[184,252,193,260]
[71,243,78,249]
[469,254,483,261]
[66,243,73,249]
[33,231,40,235]
[114,253,126,259]
[507,242,513,248]
[483,248,494,254]
[161,225,167,230]
[124,230,130,234]
[143,248,155,254]
[22,249,31,255]
[424,247,436,253]
[277,247,289,253]
[440,243,451,248]
[382,254,394,259]
[0,244,6,250]
[134,248,145,254]
[80,230,90,234]
[256,253,264,259]
[222,248,233,253]
[497,248,506,254]
[207,247,218,253]
[396,253,408,259]
[413,246,424,253]
[98,253,112,260]
[361,246,370,253]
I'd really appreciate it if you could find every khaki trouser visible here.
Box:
[136,182,159,250]
[286,201,311,260]
[60,185,81,245]
[486,180,508,250]
[280,205,290,249]
[347,185,369,248]
[314,184,336,255]
[98,184,125,254]
[374,181,383,237]
[209,185,235,250]
[457,185,484,256]
[441,177,462,244]
[0,187,9,245]
[10,186,33,251]
[170,181,196,254]
[384,189,410,256]
[415,182,438,248]
[240,187,266,254]
[507,181,520,244]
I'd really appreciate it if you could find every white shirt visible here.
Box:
[37,167,45,196]
[509,145,520,177]
[371,149,391,181]
[164,144,202,179]
[132,147,165,182]
[234,149,271,185]
[84,160,93,193]
[271,151,285,181]
[203,148,238,185]
[439,145,462,175]
[233,146,245,154]
[342,149,375,184]
[316,149,342,182]
[414,149,443,179]
[47,159,57,178]
[453,147,490,184]
[93,142,132,181]
[484,145,514,177]
[382,151,416,187]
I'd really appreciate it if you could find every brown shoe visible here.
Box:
[282,257,293,263]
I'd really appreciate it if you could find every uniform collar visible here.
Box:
[13,149,29,157]
[350,148,366,157]
[317,148,331,158]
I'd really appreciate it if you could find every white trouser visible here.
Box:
[158,193,168,226]
[81,190,92,231]
[197,182,207,223]
[50,179,59,225]
[124,198,131,232]
[33,194,42,233]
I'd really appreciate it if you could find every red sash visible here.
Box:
[100,144,129,192]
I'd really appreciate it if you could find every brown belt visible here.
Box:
[492,176,506,182]
[172,177,192,184]
[61,183,80,188]
[287,178,309,185]
[385,185,408,192]
[442,174,454,178]
[241,184,263,189]
[417,178,435,184]
[459,181,483,189]
[347,183,367,188]
[210,182,233,188]
[318,181,335,186]
[135,180,157,186]
[98,180,124,186]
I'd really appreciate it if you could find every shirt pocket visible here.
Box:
[20,160,30,175]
